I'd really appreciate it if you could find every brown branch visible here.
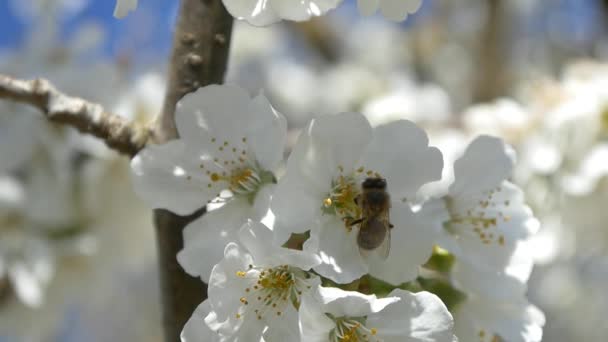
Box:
[0,74,149,157]
[472,0,509,103]
[154,0,233,341]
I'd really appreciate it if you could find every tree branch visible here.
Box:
[0,74,149,157]
[154,1,233,341]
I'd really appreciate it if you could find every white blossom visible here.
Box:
[357,0,423,22]
[222,0,342,26]
[272,112,443,284]
[186,221,320,341]
[445,196,545,342]
[131,84,287,281]
[113,0,138,18]
[299,286,455,342]
[430,135,539,272]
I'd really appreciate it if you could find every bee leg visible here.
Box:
[348,218,364,226]
[389,223,394,229]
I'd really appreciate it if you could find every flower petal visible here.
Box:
[207,243,254,321]
[181,300,220,342]
[305,216,368,284]
[367,202,437,285]
[271,169,324,244]
[299,292,336,342]
[246,93,287,171]
[222,0,281,26]
[360,120,443,200]
[178,199,252,281]
[175,84,253,149]
[358,0,380,16]
[238,221,321,270]
[450,135,515,197]
[308,112,373,175]
[379,0,423,22]
[454,297,545,342]
[318,286,399,317]
[113,0,138,18]
[131,140,213,215]
[269,0,342,21]
[368,289,455,342]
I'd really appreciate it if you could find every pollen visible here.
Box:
[236,271,247,277]
[444,185,511,247]
[323,174,364,230]
[231,264,314,328]
[210,173,221,182]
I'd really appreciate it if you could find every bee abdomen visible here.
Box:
[357,218,387,250]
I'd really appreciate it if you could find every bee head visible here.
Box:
[362,177,387,190]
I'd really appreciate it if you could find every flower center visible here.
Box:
[322,175,362,228]
[201,136,276,204]
[329,316,379,342]
[234,265,314,321]
[443,188,508,246]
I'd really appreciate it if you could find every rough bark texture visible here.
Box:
[473,0,508,103]
[0,74,148,157]
[154,1,233,341]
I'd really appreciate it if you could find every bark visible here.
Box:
[154,1,233,341]
[0,74,148,157]
[473,0,508,103]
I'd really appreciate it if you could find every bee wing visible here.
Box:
[358,227,390,260]
[359,214,391,260]
[376,223,391,260]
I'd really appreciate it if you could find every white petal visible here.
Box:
[181,301,220,342]
[369,289,454,342]
[299,292,337,342]
[318,286,399,317]
[447,181,539,270]
[238,221,320,270]
[367,202,436,285]
[175,85,252,148]
[360,120,443,200]
[222,0,281,26]
[246,93,287,171]
[452,258,528,301]
[262,303,300,342]
[131,140,214,215]
[113,0,138,18]
[271,113,372,243]
[309,112,373,175]
[379,0,423,22]
[269,0,342,21]
[454,297,545,342]
[358,0,380,16]
[9,262,44,307]
[271,169,324,243]
[207,243,254,321]
[0,176,25,210]
[178,200,252,281]
[305,217,368,284]
[450,135,515,197]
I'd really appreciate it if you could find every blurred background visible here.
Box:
[1,0,608,341]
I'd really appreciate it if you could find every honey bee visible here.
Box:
[350,177,393,259]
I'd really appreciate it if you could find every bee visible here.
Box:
[350,177,393,259]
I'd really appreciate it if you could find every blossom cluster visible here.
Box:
[131,84,544,341]
[114,0,423,23]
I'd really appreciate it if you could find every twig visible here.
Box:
[154,0,233,341]
[0,74,149,157]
